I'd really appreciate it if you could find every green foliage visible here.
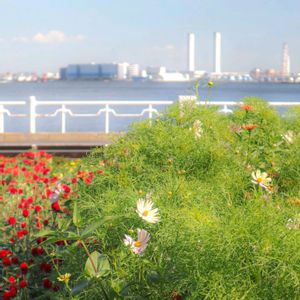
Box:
[84,251,110,278]
[6,98,298,299]
[75,98,300,299]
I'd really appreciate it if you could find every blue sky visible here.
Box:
[0,0,299,73]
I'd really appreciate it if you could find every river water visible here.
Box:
[0,81,299,132]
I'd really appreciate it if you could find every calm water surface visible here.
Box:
[0,81,299,132]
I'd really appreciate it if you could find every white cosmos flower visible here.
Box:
[251,170,271,189]
[194,120,204,139]
[190,120,203,139]
[123,229,150,255]
[136,194,160,224]
[123,234,134,247]
[286,218,300,230]
[282,130,294,144]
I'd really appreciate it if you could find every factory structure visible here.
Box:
[57,33,297,83]
[0,33,297,83]
[213,32,222,74]
[59,32,222,82]
[188,33,195,73]
[282,43,290,76]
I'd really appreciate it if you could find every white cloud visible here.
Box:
[32,30,85,43]
[33,30,66,43]
[73,34,85,41]
[11,37,29,43]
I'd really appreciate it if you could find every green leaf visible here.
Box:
[73,201,82,227]
[71,280,90,295]
[146,270,161,283]
[57,218,71,231]
[35,229,56,238]
[40,232,80,245]
[111,279,131,296]
[84,251,111,278]
[80,216,118,239]
[5,175,12,185]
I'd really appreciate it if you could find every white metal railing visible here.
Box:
[177,95,300,114]
[0,96,299,134]
[0,101,27,133]
[29,96,173,134]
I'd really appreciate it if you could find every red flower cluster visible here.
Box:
[0,151,102,299]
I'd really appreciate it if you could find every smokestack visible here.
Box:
[188,33,195,72]
[214,32,221,74]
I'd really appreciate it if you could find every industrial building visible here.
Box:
[60,63,118,80]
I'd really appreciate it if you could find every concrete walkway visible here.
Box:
[0,132,121,156]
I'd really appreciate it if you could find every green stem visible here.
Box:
[246,130,251,164]
[80,241,109,300]
[81,241,97,274]
[205,87,211,107]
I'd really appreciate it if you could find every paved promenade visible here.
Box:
[0,132,121,156]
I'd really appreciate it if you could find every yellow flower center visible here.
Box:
[257,177,263,183]
[143,210,149,217]
[134,240,142,247]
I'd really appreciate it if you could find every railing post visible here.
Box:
[29,96,36,133]
[61,104,66,133]
[105,104,110,134]
[148,104,153,126]
[0,105,4,133]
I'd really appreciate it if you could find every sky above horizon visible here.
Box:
[0,0,299,73]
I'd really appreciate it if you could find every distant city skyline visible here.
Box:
[0,0,299,73]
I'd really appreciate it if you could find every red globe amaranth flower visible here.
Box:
[21,222,27,228]
[51,201,61,212]
[36,221,43,229]
[8,217,16,226]
[2,291,11,300]
[40,262,52,273]
[0,249,12,258]
[7,276,16,284]
[62,185,71,193]
[2,257,11,266]
[20,262,28,274]
[42,278,52,289]
[242,124,257,131]
[19,279,27,289]
[37,237,46,244]
[34,205,42,212]
[9,285,17,297]
[17,231,24,239]
[0,151,99,298]
[11,257,19,264]
[241,104,254,111]
[31,247,45,256]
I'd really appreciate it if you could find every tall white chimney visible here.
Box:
[188,33,195,72]
[214,32,221,74]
